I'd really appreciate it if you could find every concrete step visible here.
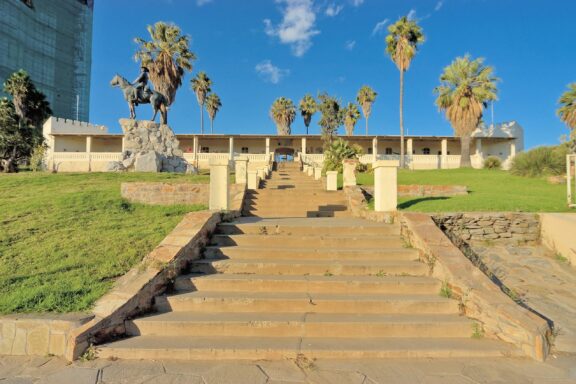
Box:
[210,234,405,248]
[155,291,459,314]
[203,246,418,261]
[126,312,474,338]
[174,274,440,294]
[97,336,517,360]
[243,210,351,218]
[190,258,428,276]
[243,203,348,211]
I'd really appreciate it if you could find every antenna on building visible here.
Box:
[76,95,80,121]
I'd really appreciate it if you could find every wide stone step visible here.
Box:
[203,246,418,261]
[243,203,348,212]
[154,291,459,314]
[126,312,474,338]
[215,219,399,235]
[210,234,405,248]
[189,258,428,276]
[174,274,439,294]
[243,210,352,218]
[97,336,517,360]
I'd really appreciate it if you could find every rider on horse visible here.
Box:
[132,66,151,105]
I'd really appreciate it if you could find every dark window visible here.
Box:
[241,147,249,154]
[422,148,430,155]
[201,147,209,153]
[367,147,373,155]
[385,147,393,155]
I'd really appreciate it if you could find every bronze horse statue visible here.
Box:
[110,74,168,124]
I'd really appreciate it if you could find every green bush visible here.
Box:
[29,144,46,172]
[483,156,501,169]
[323,138,363,173]
[510,145,568,177]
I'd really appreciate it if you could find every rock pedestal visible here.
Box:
[106,119,194,173]
[373,160,399,212]
[342,159,358,187]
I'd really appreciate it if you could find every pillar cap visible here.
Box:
[326,171,338,175]
[373,160,400,168]
[209,158,231,166]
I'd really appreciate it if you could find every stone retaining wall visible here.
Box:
[434,213,540,243]
[121,182,245,206]
[363,184,468,198]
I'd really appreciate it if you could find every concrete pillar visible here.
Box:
[301,137,307,157]
[475,138,483,156]
[510,142,516,158]
[407,138,413,156]
[314,166,322,180]
[86,136,92,153]
[342,159,358,187]
[265,137,271,157]
[229,137,234,160]
[235,158,248,185]
[193,136,199,158]
[326,171,338,191]
[209,158,230,211]
[441,139,448,169]
[307,166,314,176]
[257,168,266,181]
[373,160,399,212]
[247,170,259,190]
[372,137,378,163]
[303,164,309,173]
[121,137,126,152]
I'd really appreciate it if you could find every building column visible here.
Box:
[441,139,448,169]
[193,136,199,158]
[209,159,230,210]
[372,137,378,162]
[373,160,399,212]
[301,137,307,156]
[121,137,126,153]
[510,141,516,158]
[475,138,483,168]
[229,137,234,160]
[86,136,92,172]
[406,138,413,169]
[265,137,271,157]
[235,158,248,186]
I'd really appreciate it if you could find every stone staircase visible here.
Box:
[243,162,350,218]
[96,162,517,360]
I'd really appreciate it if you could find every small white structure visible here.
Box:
[209,159,230,211]
[373,160,399,212]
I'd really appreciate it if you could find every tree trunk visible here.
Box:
[460,134,472,168]
[365,117,368,136]
[200,104,204,134]
[399,69,405,168]
[210,118,214,134]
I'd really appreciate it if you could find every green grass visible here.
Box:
[0,172,208,314]
[341,168,570,212]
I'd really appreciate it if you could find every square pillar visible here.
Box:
[372,137,378,163]
[510,142,516,158]
[193,136,199,158]
[265,137,271,157]
[257,168,266,181]
[301,137,307,156]
[307,166,314,176]
[441,139,448,169]
[373,160,399,212]
[229,137,234,160]
[314,166,322,180]
[326,171,337,191]
[209,159,230,211]
[407,138,413,156]
[235,158,248,185]
[342,159,358,187]
[86,136,93,153]
[247,170,259,190]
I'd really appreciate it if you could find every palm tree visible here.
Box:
[343,102,361,136]
[298,94,317,135]
[191,72,212,134]
[356,86,377,136]
[3,70,30,124]
[385,16,424,167]
[558,83,576,130]
[205,93,222,134]
[434,55,499,167]
[134,21,196,106]
[270,97,296,136]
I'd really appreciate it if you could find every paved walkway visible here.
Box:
[1,354,576,384]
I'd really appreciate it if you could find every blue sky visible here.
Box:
[90,0,575,148]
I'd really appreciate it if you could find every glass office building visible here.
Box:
[0,0,94,121]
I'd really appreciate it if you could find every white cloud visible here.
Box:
[371,18,389,36]
[264,0,320,57]
[345,40,356,50]
[407,9,417,20]
[255,60,290,84]
[435,1,444,11]
[325,3,344,17]
[196,0,213,6]
[351,0,364,6]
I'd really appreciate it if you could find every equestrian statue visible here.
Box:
[110,67,169,124]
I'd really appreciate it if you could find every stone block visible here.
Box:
[313,167,322,180]
[342,159,358,187]
[49,333,67,356]
[373,160,399,212]
[209,159,230,211]
[134,151,161,172]
[26,325,49,356]
[326,171,337,191]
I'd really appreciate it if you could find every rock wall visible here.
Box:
[434,213,540,243]
[107,119,191,173]
[362,185,468,198]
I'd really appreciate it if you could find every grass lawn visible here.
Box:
[0,172,208,314]
[341,169,570,213]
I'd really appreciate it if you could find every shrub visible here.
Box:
[29,144,46,172]
[323,138,363,173]
[510,145,568,177]
[483,156,501,169]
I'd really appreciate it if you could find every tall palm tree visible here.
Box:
[298,94,317,135]
[343,102,361,136]
[205,93,222,134]
[134,21,196,106]
[558,83,576,130]
[434,55,499,167]
[385,16,424,167]
[191,72,212,134]
[356,85,377,136]
[270,97,296,136]
[3,70,30,124]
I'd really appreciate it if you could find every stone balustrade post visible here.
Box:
[373,160,399,212]
[234,158,248,186]
[247,170,259,190]
[342,159,359,187]
[209,158,230,211]
[307,165,314,177]
[257,168,266,181]
[314,166,322,180]
[303,164,309,173]
[326,171,338,191]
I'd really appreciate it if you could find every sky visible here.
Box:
[89,0,575,149]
